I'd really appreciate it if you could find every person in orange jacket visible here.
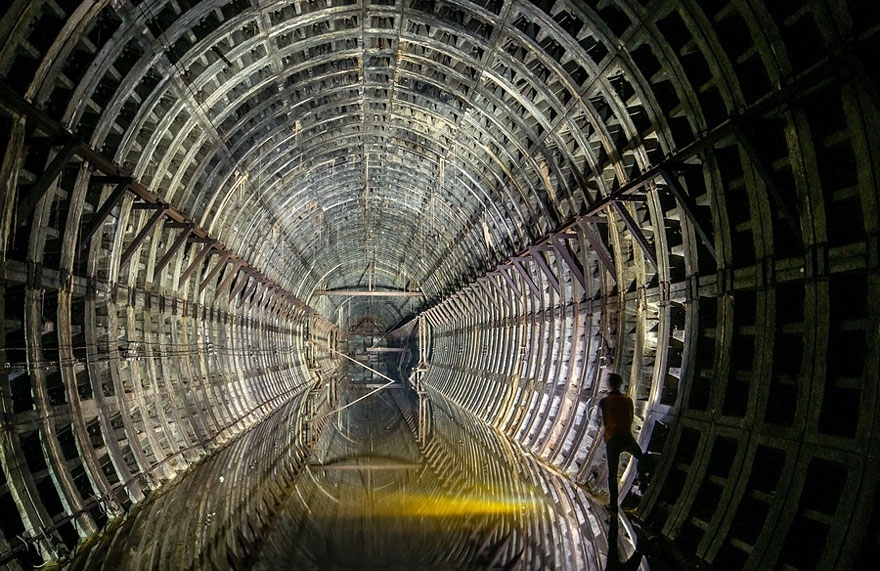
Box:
[599,372,645,512]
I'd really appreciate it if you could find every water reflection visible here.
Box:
[252,388,610,569]
[65,386,640,570]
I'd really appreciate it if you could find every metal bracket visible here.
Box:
[511,257,543,299]
[119,205,168,268]
[198,250,233,294]
[215,258,245,294]
[659,169,717,261]
[550,233,586,291]
[486,272,513,310]
[228,271,251,302]
[80,179,132,245]
[576,216,617,280]
[16,138,81,221]
[153,225,193,277]
[178,242,216,289]
[610,200,659,271]
[529,246,561,295]
[496,266,523,300]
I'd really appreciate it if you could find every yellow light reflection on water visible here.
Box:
[321,482,544,518]
[404,493,542,517]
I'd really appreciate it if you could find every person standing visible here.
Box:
[599,372,645,512]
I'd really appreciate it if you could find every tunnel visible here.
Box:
[1,0,879,569]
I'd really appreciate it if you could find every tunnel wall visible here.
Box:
[0,93,336,571]
[419,3,880,571]
[0,236,326,565]
[0,1,343,565]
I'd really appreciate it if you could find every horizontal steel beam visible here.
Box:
[309,462,420,471]
[365,347,405,353]
[315,289,423,297]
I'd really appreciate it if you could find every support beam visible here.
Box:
[486,272,513,310]
[550,233,586,291]
[462,285,488,312]
[80,179,132,245]
[496,266,523,299]
[576,216,616,279]
[268,293,281,314]
[260,286,275,310]
[240,278,259,303]
[215,258,245,294]
[178,242,216,289]
[511,257,543,299]
[432,298,451,323]
[228,271,251,302]
[530,246,561,295]
[474,276,498,309]
[119,205,167,269]
[199,250,233,294]
[448,292,469,316]
[732,128,802,237]
[17,139,81,221]
[659,169,718,261]
[423,307,443,328]
[252,283,268,308]
[610,200,659,271]
[0,82,325,327]
[153,224,193,277]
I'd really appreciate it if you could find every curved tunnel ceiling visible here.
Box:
[1,0,879,570]
[21,0,683,323]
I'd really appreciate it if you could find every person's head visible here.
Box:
[606,372,623,392]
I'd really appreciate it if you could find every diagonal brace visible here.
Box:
[576,216,617,280]
[178,242,216,289]
[511,257,543,299]
[80,179,132,245]
[550,233,586,291]
[530,246,561,295]
[153,224,193,277]
[659,169,717,261]
[610,200,659,271]
[119,205,167,268]
[199,250,233,294]
[17,139,81,221]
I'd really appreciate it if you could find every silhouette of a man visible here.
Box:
[599,372,644,512]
